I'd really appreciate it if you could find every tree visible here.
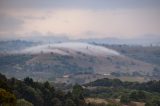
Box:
[65,99,76,106]
[0,73,9,91]
[44,81,50,89]
[120,94,130,104]
[65,91,73,100]
[0,88,16,106]
[129,90,146,101]
[137,90,146,101]
[51,98,62,106]
[16,99,33,106]
[145,99,160,106]
[24,77,33,86]
[72,84,84,99]
[129,91,137,101]
[21,86,43,106]
[0,73,7,81]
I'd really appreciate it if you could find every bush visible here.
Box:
[145,98,160,106]
[0,88,16,106]
[16,99,33,106]
[120,94,130,104]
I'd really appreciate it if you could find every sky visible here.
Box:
[0,0,160,41]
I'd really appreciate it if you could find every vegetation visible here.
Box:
[16,99,33,106]
[0,54,94,81]
[0,88,16,106]
[1,72,160,106]
[85,78,160,93]
[84,78,160,105]
[104,44,160,66]
[0,73,88,106]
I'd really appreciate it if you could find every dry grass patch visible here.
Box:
[85,98,108,104]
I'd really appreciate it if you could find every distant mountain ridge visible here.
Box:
[0,40,40,52]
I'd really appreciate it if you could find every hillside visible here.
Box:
[83,78,160,106]
[0,42,158,83]
[103,44,160,66]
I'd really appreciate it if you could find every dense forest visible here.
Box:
[84,78,160,106]
[1,73,160,106]
[85,78,160,93]
[0,73,88,106]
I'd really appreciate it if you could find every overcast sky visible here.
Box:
[0,0,160,40]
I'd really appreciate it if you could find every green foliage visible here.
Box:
[24,77,33,86]
[51,97,62,106]
[0,73,88,106]
[20,86,43,106]
[86,78,123,88]
[84,78,160,105]
[0,73,7,81]
[145,98,160,106]
[1,72,160,106]
[65,99,76,106]
[120,94,130,104]
[0,88,16,106]
[86,78,160,93]
[16,99,33,106]
[72,84,84,99]
[129,90,146,101]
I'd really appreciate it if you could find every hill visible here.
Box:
[0,42,158,83]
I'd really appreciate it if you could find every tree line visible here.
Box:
[0,73,88,106]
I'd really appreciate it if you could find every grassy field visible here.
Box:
[85,98,145,106]
[85,98,108,105]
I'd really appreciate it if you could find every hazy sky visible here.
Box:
[0,0,160,40]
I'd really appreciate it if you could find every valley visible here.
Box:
[0,0,160,105]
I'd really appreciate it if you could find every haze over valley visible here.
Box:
[0,0,160,106]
